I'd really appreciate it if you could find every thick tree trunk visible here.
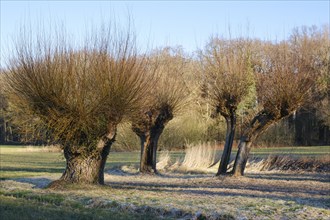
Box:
[232,138,253,176]
[216,115,236,175]
[52,136,114,186]
[134,107,172,174]
[152,131,161,171]
[139,128,162,173]
[139,135,146,164]
[140,134,155,173]
[231,111,276,176]
[60,149,105,184]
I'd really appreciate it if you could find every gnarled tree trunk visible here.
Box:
[216,114,236,176]
[232,137,253,176]
[139,126,164,173]
[151,129,162,171]
[51,136,115,186]
[133,107,173,174]
[139,133,154,173]
[232,111,276,176]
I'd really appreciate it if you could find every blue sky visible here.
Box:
[1,1,329,67]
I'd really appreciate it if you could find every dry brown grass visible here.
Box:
[257,155,330,172]
[179,142,220,171]
[156,151,172,170]
[153,142,222,173]
[157,143,330,175]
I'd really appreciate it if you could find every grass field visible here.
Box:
[1,145,329,219]
[1,145,329,179]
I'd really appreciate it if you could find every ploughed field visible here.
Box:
[1,145,329,219]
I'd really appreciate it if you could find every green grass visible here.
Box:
[0,146,141,179]
[0,145,329,220]
[1,145,329,179]
[250,146,330,157]
[0,193,159,220]
[0,146,65,179]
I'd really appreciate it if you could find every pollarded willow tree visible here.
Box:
[200,37,254,175]
[5,23,150,185]
[132,47,187,173]
[232,25,330,176]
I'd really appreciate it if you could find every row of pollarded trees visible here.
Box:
[5,24,152,185]
[3,22,329,185]
[3,23,188,185]
[201,26,329,176]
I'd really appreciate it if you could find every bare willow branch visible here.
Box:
[200,37,255,117]
[5,22,150,149]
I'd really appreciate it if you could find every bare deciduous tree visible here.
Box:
[232,26,329,176]
[5,23,150,185]
[200,37,254,175]
[132,47,187,173]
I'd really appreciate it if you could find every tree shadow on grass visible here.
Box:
[246,172,330,183]
[107,171,329,194]
[108,178,329,196]
[106,168,140,176]
[106,167,214,179]
[10,177,56,188]
[106,172,330,210]
[108,182,329,209]
[1,167,64,174]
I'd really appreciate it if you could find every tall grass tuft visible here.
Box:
[156,151,172,170]
[180,142,221,170]
[260,155,330,172]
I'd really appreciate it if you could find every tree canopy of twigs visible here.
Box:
[4,21,152,184]
[200,37,254,175]
[132,46,188,173]
[201,37,254,118]
[232,25,330,176]
[5,23,149,149]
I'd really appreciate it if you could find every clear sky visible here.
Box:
[1,1,329,67]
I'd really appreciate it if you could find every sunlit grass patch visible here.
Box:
[250,146,330,157]
[0,171,52,179]
[0,194,159,220]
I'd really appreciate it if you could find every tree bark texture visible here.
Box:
[216,114,236,175]
[58,136,114,185]
[139,133,153,173]
[232,138,252,176]
[133,107,173,174]
[139,128,163,173]
[232,111,276,176]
